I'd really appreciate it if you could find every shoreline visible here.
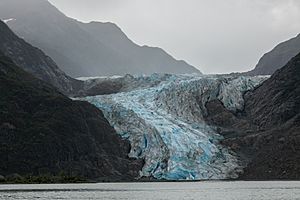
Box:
[1,177,300,185]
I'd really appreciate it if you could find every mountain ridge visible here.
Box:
[246,33,300,76]
[0,20,81,95]
[0,0,200,77]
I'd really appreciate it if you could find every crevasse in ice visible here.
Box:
[81,74,268,180]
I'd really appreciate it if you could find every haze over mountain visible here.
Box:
[0,20,80,95]
[0,0,200,77]
[49,0,300,74]
[247,33,300,75]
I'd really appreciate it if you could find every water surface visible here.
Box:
[0,181,299,200]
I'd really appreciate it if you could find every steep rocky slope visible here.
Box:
[206,53,300,179]
[0,52,142,181]
[0,0,200,77]
[0,20,81,95]
[240,52,300,179]
[247,34,300,75]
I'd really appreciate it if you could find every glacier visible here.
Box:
[80,74,268,180]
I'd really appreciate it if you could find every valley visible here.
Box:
[0,0,299,185]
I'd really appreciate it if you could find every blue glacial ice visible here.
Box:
[81,74,268,180]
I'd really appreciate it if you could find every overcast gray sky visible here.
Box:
[49,0,300,74]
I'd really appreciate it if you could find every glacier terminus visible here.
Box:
[79,74,268,180]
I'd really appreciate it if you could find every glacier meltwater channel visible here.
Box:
[80,74,267,180]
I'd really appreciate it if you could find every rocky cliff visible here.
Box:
[0,52,142,181]
[240,52,300,179]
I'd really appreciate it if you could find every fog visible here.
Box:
[49,0,300,73]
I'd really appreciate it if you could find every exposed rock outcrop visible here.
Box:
[240,52,300,179]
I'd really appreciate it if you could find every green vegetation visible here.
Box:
[0,173,87,184]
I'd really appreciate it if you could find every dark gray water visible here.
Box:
[0,181,300,200]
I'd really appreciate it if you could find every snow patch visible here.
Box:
[2,18,16,23]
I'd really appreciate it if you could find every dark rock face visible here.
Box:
[240,53,300,179]
[245,54,300,129]
[0,20,81,95]
[0,175,4,182]
[0,53,143,181]
[0,0,200,77]
[205,53,300,180]
[246,34,300,76]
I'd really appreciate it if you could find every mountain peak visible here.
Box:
[246,33,300,76]
[0,0,201,77]
[0,20,80,95]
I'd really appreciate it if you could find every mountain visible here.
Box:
[0,52,142,181]
[205,53,300,179]
[0,0,200,77]
[77,21,199,75]
[240,52,300,179]
[246,34,300,75]
[0,20,81,95]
